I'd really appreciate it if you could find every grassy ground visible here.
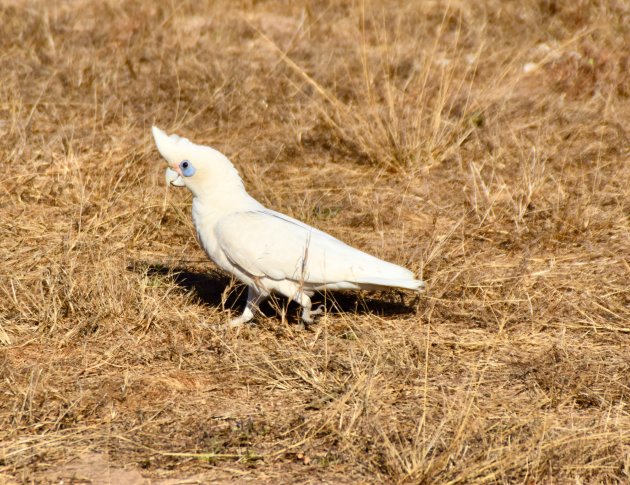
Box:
[1,0,629,482]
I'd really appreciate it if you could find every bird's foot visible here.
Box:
[208,314,256,331]
[301,304,325,325]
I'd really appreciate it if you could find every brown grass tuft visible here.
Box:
[1,0,629,482]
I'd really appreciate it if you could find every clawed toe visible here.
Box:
[301,304,325,325]
[311,304,325,316]
[207,316,255,331]
[223,320,243,329]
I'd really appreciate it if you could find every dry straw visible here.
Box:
[1,0,629,482]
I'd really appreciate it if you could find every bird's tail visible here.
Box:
[356,277,426,292]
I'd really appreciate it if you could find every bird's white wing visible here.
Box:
[215,210,421,288]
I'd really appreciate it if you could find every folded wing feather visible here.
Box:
[215,210,422,289]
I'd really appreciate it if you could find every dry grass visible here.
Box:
[1,0,629,482]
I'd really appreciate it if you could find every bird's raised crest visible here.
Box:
[152,126,189,168]
[151,126,238,175]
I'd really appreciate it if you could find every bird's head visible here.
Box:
[151,126,244,198]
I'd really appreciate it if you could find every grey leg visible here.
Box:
[293,291,325,324]
[228,286,266,327]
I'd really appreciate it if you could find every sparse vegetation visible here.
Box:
[1,0,629,483]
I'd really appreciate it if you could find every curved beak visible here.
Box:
[165,167,186,187]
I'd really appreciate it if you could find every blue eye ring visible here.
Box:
[179,159,196,177]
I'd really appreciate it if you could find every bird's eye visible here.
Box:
[179,160,196,177]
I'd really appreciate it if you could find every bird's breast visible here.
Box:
[191,201,227,267]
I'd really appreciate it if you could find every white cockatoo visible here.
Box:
[152,126,425,327]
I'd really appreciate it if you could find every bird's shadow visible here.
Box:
[132,262,416,323]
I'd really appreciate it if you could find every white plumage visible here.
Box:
[152,126,425,326]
